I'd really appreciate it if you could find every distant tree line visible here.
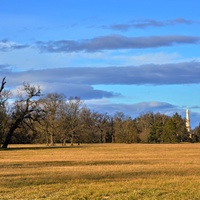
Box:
[1,78,200,148]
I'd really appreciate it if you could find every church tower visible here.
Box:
[186,108,191,133]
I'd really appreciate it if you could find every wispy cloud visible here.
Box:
[40,83,120,99]
[1,58,200,102]
[104,18,194,31]
[86,100,178,116]
[1,61,200,99]
[0,64,11,71]
[0,39,29,51]
[36,35,199,53]
[7,61,199,85]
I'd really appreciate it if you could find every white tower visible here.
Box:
[186,108,191,133]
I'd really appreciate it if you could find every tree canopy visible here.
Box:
[0,78,198,148]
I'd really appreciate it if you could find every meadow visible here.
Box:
[0,143,200,200]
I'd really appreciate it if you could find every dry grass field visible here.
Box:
[1,143,200,200]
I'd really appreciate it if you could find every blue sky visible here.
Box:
[1,0,200,128]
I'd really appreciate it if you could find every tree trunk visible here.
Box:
[112,133,115,143]
[2,117,23,148]
[2,125,18,148]
[2,132,12,148]
[50,133,55,146]
[62,139,67,146]
[71,134,74,146]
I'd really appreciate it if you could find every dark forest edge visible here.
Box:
[1,77,200,148]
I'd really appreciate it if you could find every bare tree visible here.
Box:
[1,83,43,148]
[40,93,66,146]
[0,77,8,107]
[0,77,9,144]
[62,97,82,146]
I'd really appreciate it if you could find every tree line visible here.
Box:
[1,78,200,148]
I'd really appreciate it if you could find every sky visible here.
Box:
[0,0,200,128]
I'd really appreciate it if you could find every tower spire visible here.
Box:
[186,108,191,137]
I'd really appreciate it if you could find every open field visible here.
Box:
[1,143,200,200]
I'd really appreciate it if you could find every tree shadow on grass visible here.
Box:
[0,144,83,151]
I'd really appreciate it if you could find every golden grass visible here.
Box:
[1,143,200,199]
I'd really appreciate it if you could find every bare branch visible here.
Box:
[0,77,6,94]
